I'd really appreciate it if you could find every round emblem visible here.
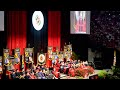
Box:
[32,11,44,31]
[38,54,45,63]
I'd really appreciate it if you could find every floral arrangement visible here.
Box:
[87,66,94,74]
[75,66,94,78]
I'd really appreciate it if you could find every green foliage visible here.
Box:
[71,51,79,60]
[111,66,120,77]
[106,74,120,79]
[97,66,120,79]
[98,70,108,79]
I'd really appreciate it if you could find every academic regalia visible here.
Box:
[24,75,30,79]
[15,72,20,79]
[10,73,16,79]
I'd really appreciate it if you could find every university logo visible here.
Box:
[35,15,41,26]
[32,11,44,31]
[38,54,45,63]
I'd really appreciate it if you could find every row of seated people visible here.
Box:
[10,65,56,79]
[52,59,90,77]
[4,59,90,79]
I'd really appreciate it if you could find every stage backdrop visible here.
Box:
[27,11,48,64]
[7,11,27,55]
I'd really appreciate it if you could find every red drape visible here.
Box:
[7,11,27,70]
[46,11,61,68]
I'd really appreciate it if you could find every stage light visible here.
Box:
[32,11,44,31]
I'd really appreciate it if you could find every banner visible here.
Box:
[21,55,25,69]
[66,44,72,61]
[25,48,34,64]
[14,48,20,64]
[48,46,53,60]
[67,44,72,55]
[64,45,67,58]
[59,51,64,62]
[3,49,9,65]
[56,46,59,55]
[37,53,46,65]
[3,49,12,70]
[52,52,57,60]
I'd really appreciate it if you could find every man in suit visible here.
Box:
[15,69,20,79]
[24,72,30,79]
[36,69,46,79]
[10,70,16,79]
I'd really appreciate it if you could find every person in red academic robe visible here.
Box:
[30,72,37,79]
[74,11,86,33]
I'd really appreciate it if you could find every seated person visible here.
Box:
[20,68,25,75]
[63,58,66,63]
[15,69,20,79]
[19,73,25,79]
[60,65,64,73]
[35,69,39,78]
[52,60,55,67]
[41,65,45,71]
[84,61,88,66]
[74,60,78,64]
[29,56,33,62]
[10,70,16,79]
[15,58,20,63]
[30,72,37,79]
[36,69,46,79]
[24,72,30,79]
[52,70,60,79]
[49,66,53,73]
[43,69,48,76]
[25,58,29,63]
[78,60,81,64]
[39,69,46,79]
[5,59,9,64]
[46,73,54,79]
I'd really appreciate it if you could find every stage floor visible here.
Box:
[60,69,112,79]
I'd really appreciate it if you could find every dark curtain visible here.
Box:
[102,48,114,69]
[27,11,48,64]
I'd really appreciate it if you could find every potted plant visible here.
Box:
[98,70,108,79]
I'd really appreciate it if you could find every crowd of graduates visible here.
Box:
[0,58,93,79]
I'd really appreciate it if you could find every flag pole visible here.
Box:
[113,49,116,66]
